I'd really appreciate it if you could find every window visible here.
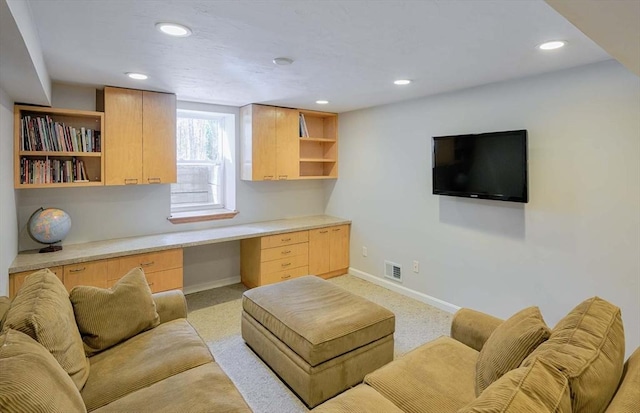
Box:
[170,108,236,223]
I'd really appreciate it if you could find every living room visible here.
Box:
[1,1,639,412]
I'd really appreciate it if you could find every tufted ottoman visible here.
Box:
[241,275,395,407]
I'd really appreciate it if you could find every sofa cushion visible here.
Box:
[2,268,90,390]
[523,296,625,413]
[71,267,160,356]
[364,336,478,413]
[0,329,87,413]
[459,358,571,413]
[92,362,250,413]
[605,346,640,413]
[242,275,395,366]
[313,384,404,413]
[475,306,550,395]
[80,319,214,411]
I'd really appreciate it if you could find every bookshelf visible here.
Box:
[298,110,338,179]
[14,105,104,188]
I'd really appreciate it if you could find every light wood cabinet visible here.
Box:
[14,105,104,188]
[240,104,299,181]
[102,87,176,185]
[241,230,309,288]
[299,110,338,179]
[8,249,183,298]
[309,224,350,278]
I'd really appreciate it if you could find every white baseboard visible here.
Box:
[348,268,460,314]
[183,276,241,295]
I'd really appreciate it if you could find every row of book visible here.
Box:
[299,114,310,138]
[20,157,90,184]
[21,115,101,153]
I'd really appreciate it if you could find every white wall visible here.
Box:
[326,61,640,356]
[0,87,17,296]
[17,84,326,290]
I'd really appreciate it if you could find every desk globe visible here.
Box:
[28,207,71,253]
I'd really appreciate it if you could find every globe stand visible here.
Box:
[39,244,63,253]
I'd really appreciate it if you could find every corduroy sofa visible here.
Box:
[0,268,251,413]
[314,297,639,413]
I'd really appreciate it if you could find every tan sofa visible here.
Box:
[0,269,251,413]
[314,298,640,413]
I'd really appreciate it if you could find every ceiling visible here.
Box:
[14,1,617,112]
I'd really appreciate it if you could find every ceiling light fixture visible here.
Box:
[126,72,148,80]
[156,22,192,37]
[273,57,294,66]
[394,79,412,85]
[316,100,329,105]
[538,40,566,50]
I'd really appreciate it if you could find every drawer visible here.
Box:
[261,242,308,262]
[64,260,111,291]
[261,255,308,275]
[261,231,309,249]
[261,266,309,286]
[144,268,183,293]
[114,249,183,280]
[9,266,63,298]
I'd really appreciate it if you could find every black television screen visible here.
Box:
[432,130,528,203]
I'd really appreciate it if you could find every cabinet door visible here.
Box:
[104,87,143,185]
[9,267,62,298]
[275,108,299,180]
[143,91,177,184]
[250,105,277,180]
[309,227,331,275]
[330,225,350,271]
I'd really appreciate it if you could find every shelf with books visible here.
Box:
[299,110,338,179]
[14,105,104,188]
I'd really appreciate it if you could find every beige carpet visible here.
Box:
[186,275,453,413]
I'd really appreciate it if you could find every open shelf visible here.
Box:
[298,110,338,179]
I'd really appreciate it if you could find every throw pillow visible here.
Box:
[522,296,625,413]
[70,267,160,356]
[459,358,571,413]
[2,268,90,390]
[0,329,87,413]
[475,306,550,395]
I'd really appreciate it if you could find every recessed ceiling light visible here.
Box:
[394,79,412,85]
[316,100,329,105]
[273,57,294,66]
[126,72,148,80]
[538,40,566,50]
[156,22,192,37]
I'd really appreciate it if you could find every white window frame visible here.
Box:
[169,105,236,223]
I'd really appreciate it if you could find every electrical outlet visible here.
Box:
[412,260,419,273]
[362,246,368,257]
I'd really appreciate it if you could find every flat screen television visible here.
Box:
[432,129,528,203]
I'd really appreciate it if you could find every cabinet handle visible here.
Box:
[69,267,86,273]
[140,261,155,267]
[320,230,329,234]
[148,178,161,184]
[147,282,154,287]
[332,228,341,232]
[281,250,291,255]
[124,178,138,184]
[278,175,288,180]
[281,237,291,242]
[263,175,274,180]
[281,262,291,267]
[281,275,291,280]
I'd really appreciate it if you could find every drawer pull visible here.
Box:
[320,230,329,234]
[140,261,155,267]
[281,237,291,242]
[281,250,292,255]
[147,282,154,286]
[124,178,138,184]
[69,267,86,273]
[281,275,291,280]
[263,175,274,180]
[281,262,292,267]
[332,228,341,232]
[278,175,288,180]
[148,178,161,184]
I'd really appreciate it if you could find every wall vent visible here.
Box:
[384,260,402,282]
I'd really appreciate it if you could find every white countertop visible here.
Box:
[10,215,351,274]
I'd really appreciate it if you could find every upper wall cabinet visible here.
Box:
[240,104,338,181]
[14,105,105,188]
[101,86,176,185]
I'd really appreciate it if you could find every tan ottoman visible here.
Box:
[241,275,395,407]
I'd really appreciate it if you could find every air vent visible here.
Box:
[384,260,402,282]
